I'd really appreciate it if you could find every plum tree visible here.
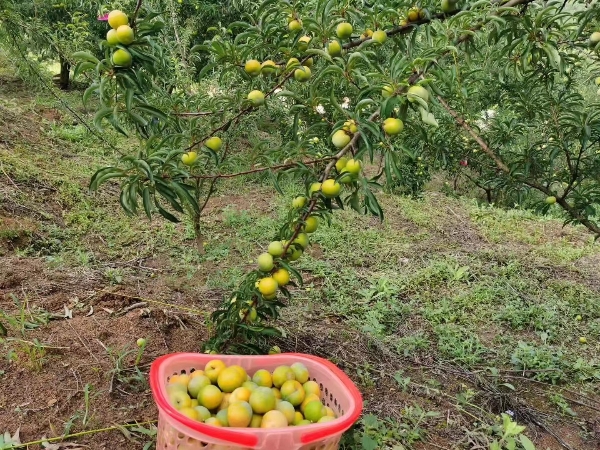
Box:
[1,0,105,89]
[65,0,600,353]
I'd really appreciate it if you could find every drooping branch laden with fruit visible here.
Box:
[73,0,600,353]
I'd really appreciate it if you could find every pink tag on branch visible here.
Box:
[98,13,109,21]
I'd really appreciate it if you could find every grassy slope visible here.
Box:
[0,60,599,449]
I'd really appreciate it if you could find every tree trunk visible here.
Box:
[59,57,70,90]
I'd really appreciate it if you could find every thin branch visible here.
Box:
[437,96,510,173]
[174,111,221,117]
[190,156,335,180]
[199,176,219,213]
[132,0,143,25]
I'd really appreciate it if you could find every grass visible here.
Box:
[1,54,599,449]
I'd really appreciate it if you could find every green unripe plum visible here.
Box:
[244,59,261,76]
[293,233,309,249]
[383,118,404,135]
[292,196,307,208]
[205,136,222,151]
[343,159,361,175]
[332,129,351,148]
[112,49,132,67]
[261,60,278,76]
[257,252,274,272]
[116,25,135,45]
[294,66,311,82]
[181,151,198,165]
[289,247,303,261]
[248,90,265,106]
[108,10,128,29]
[335,157,348,172]
[336,22,353,39]
[286,58,300,70]
[297,36,311,52]
[441,0,456,13]
[327,40,342,57]
[590,31,600,45]
[407,7,421,22]
[382,85,394,98]
[407,85,429,103]
[372,30,387,44]
[268,241,285,257]
[289,19,302,32]
[106,29,120,46]
[309,182,322,196]
[303,216,318,233]
[545,196,556,205]
[321,179,341,198]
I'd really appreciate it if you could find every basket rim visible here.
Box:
[150,352,363,447]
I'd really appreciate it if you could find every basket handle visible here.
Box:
[288,353,363,445]
[150,353,259,447]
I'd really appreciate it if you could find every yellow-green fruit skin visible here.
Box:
[116,25,135,45]
[112,49,132,67]
[331,130,351,148]
[294,66,311,82]
[205,137,222,151]
[244,60,261,76]
[327,40,342,57]
[289,20,302,32]
[372,30,387,44]
[106,29,120,46]
[248,90,265,106]
[383,118,404,135]
[407,85,429,103]
[336,22,353,39]
[108,10,128,29]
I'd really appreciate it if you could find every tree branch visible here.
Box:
[189,156,335,180]
[437,96,510,173]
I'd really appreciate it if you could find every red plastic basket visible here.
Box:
[150,353,363,449]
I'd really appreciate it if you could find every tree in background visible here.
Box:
[0,0,110,89]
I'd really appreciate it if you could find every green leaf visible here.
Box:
[269,171,284,195]
[156,203,180,223]
[505,436,516,450]
[519,435,536,450]
[419,106,439,127]
[135,104,168,122]
[72,51,99,64]
[82,83,99,107]
[360,435,378,450]
[172,182,200,215]
[125,88,135,113]
[93,107,113,131]
[142,187,153,220]
[73,61,96,79]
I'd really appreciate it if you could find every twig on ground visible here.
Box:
[116,302,148,316]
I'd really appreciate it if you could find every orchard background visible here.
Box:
[0,0,599,448]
